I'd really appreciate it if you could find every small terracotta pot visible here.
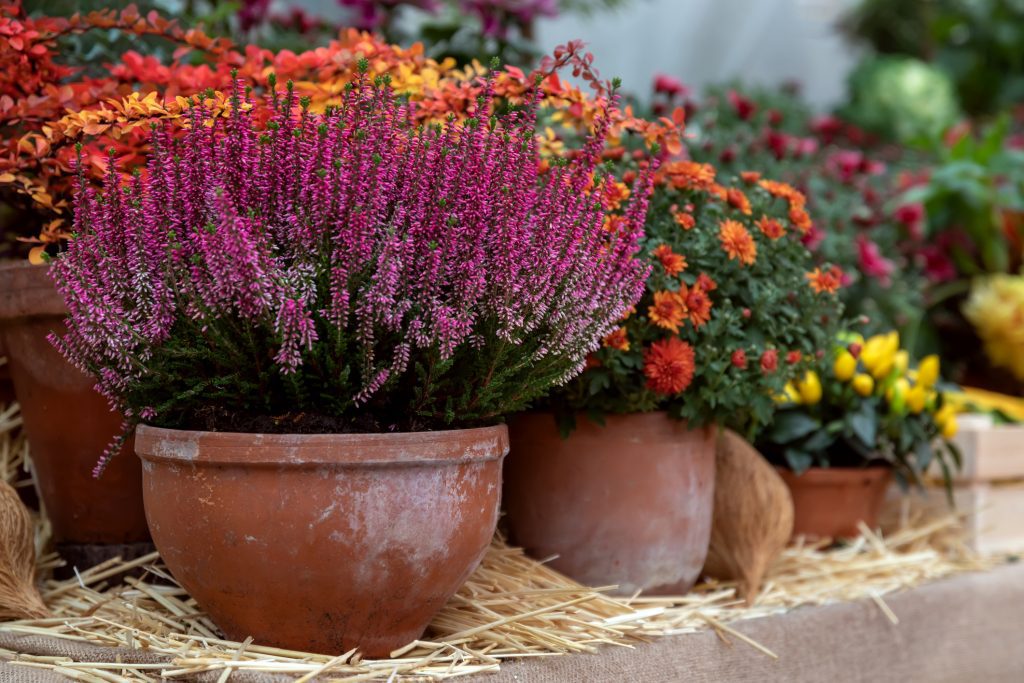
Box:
[0,262,150,559]
[776,466,893,540]
[504,412,716,595]
[135,423,508,656]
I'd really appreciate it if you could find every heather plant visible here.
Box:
[551,156,844,438]
[49,63,656,473]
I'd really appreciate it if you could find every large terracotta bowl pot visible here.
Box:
[504,412,716,595]
[0,262,150,564]
[776,466,893,540]
[135,423,508,657]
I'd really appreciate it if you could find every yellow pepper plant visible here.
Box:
[756,331,961,489]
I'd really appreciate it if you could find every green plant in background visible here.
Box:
[758,330,961,490]
[843,0,1024,118]
[839,55,961,145]
[898,116,1024,383]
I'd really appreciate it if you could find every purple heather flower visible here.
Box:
[51,67,655,473]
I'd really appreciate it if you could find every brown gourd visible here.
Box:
[702,429,793,605]
[0,480,48,620]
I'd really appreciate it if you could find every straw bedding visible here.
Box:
[0,400,1005,682]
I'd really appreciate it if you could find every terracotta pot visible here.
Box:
[504,412,716,595]
[135,423,508,656]
[0,262,150,559]
[776,466,893,540]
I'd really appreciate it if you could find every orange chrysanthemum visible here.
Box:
[662,160,717,191]
[652,244,687,276]
[758,179,804,205]
[603,326,630,351]
[648,290,687,332]
[756,214,785,239]
[740,171,762,183]
[644,337,696,395]
[719,219,757,266]
[789,206,812,234]
[695,272,717,292]
[673,210,696,230]
[683,284,712,328]
[806,265,844,293]
[708,183,728,201]
[603,180,631,211]
[726,187,752,215]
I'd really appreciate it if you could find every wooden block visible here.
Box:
[945,414,1024,483]
[884,482,1024,555]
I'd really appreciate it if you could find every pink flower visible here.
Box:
[728,90,756,120]
[856,236,895,286]
[653,74,687,98]
[801,224,825,251]
[894,203,925,240]
[920,247,957,282]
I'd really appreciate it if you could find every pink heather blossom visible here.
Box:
[50,66,656,473]
[459,0,558,37]
[894,202,926,240]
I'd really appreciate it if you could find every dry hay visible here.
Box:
[0,510,1001,682]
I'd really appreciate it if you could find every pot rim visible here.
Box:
[776,464,893,483]
[136,422,509,467]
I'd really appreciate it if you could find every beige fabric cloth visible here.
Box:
[2,563,1022,681]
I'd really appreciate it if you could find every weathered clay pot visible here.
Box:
[0,262,150,565]
[776,466,894,540]
[504,412,716,595]
[135,423,508,656]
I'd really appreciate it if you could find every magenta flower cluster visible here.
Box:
[50,65,654,471]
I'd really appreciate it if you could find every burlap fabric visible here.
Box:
[2,563,1022,682]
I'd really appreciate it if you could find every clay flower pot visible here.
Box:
[0,262,150,565]
[776,466,893,540]
[135,423,508,656]
[504,412,715,595]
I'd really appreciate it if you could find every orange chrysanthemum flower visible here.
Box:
[673,209,696,230]
[756,215,785,239]
[695,272,717,292]
[708,183,728,201]
[603,326,630,351]
[789,206,812,234]
[652,244,687,276]
[648,290,687,332]
[726,187,752,215]
[719,219,757,266]
[644,337,696,395]
[740,171,762,183]
[683,284,712,328]
[662,160,717,191]
[758,179,803,204]
[603,180,631,210]
[806,266,844,293]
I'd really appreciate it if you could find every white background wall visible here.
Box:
[298,0,862,108]
[535,0,861,108]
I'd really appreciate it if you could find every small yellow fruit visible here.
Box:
[887,377,910,414]
[774,382,800,404]
[917,354,940,388]
[852,373,874,397]
[941,417,959,439]
[796,370,823,405]
[934,404,956,429]
[833,350,857,381]
[906,385,927,414]
[893,350,909,374]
